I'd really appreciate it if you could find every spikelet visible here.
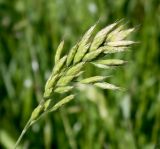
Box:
[80,76,109,84]
[55,40,64,63]
[90,22,118,51]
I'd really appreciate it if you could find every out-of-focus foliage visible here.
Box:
[0,0,159,149]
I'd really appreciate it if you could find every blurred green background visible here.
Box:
[0,0,160,148]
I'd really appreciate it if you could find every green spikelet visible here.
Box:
[55,40,64,63]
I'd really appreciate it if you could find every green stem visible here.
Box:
[14,119,32,149]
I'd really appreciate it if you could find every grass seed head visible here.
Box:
[15,20,136,148]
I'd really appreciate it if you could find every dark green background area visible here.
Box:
[0,0,159,148]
